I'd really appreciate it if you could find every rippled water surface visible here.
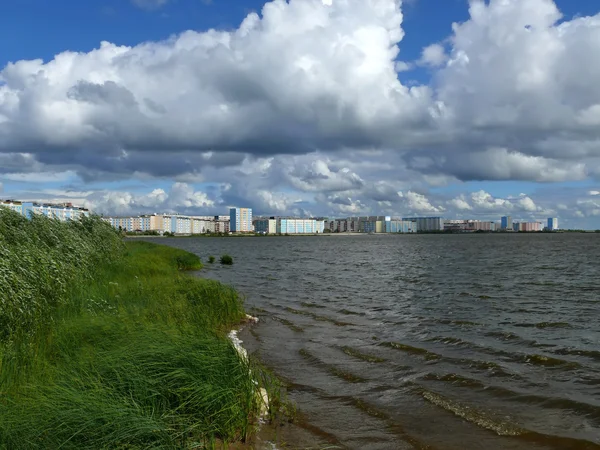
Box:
[154,234,600,449]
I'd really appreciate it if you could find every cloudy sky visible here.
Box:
[1,0,600,228]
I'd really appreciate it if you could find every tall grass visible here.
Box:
[0,209,270,449]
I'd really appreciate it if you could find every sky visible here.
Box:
[1,0,600,229]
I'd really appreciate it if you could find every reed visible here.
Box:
[220,254,233,265]
[0,209,272,449]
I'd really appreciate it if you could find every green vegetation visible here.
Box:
[0,209,281,449]
[220,254,234,265]
[208,255,216,264]
[125,230,161,236]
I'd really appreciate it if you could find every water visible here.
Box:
[151,234,600,449]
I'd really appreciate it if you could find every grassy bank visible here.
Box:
[0,209,272,449]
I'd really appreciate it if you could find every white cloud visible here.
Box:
[470,190,513,211]
[77,183,214,215]
[286,158,364,193]
[589,190,600,196]
[419,43,447,67]
[2,0,600,228]
[403,191,443,213]
[0,0,599,187]
[517,196,537,212]
[448,195,472,210]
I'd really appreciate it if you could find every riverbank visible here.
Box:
[0,209,283,449]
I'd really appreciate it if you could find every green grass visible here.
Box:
[220,254,233,265]
[0,209,276,449]
[208,255,216,264]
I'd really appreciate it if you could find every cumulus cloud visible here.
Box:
[76,183,215,215]
[2,0,600,226]
[516,195,538,212]
[285,158,364,192]
[401,191,444,213]
[0,0,425,180]
[0,0,597,185]
[590,190,600,196]
[448,195,472,211]
[470,190,513,211]
[419,43,447,67]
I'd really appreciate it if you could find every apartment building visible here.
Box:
[385,218,418,233]
[402,217,444,232]
[547,218,559,230]
[513,222,543,232]
[254,218,277,234]
[1,200,90,221]
[277,218,323,234]
[501,216,513,230]
[230,208,253,233]
[105,213,230,234]
[444,220,497,232]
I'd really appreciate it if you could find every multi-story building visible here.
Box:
[326,216,417,233]
[277,218,324,234]
[547,218,559,231]
[403,217,444,232]
[444,220,496,232]
[513,222,543,232]
[254,218,277,234]
[105,213,229,234]
[230,208,253,233]
[501,216,513,230]
[213,216,230,233]
[385,218,418,233]
[253,217,326,234]
[1,199,90,221]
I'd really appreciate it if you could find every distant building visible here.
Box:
[444,220,496,232]
[547,218,559,231]
[385,218,418,233]
[230,207,253,233]
[277,218,323,234]
[501,216,513,230]
[105,213,229,234]
[513,222,543,232]
[1,199,90,221]
[402,217,444,232]
[253,217,326,234]
[254,218,277,234]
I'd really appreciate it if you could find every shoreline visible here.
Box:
[0,210,278,449]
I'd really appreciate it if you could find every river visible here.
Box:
[150,233,600,450]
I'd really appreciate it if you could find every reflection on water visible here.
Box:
[149,234,600,450]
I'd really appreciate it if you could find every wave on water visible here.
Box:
[511,321,574,329]
[298,349,368,383]
[422,373,600,425]
[380,341,440,360]
[421,389,524,436]
[553,348,600,362]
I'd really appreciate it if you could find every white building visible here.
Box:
[403,216,444,232]
[1,200,90,221]
[547,218,559,230]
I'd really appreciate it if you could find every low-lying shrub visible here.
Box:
[220,254,234,265]
[208,255,216,264]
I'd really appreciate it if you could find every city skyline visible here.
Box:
[1,0,600,229]
[0,197,570,233]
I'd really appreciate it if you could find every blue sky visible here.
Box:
[1,0,600,228]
